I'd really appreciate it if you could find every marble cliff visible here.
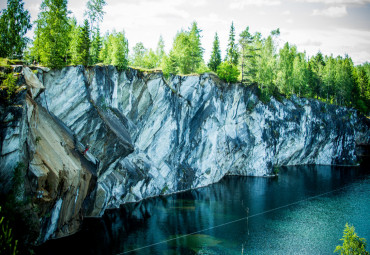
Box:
[0,65,369,243]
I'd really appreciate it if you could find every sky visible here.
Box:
[1,0,370,65]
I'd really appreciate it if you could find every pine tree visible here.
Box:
[162,51,177,77]
[208,32,221,72]
[32,0,70,68]
[188,21,204,72]
[0,0,31,58]
[239,26,259,84]
[322,55,336,102]
[225,21,238,65]
[77,19,90,66]
[90,26,102,65]
[354,65,370,113]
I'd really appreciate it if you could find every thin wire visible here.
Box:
[119,181,365,254]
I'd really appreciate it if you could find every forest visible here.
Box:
[1,0,370,114]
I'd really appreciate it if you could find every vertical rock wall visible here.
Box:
[1,65,369,243]
[39,66,370,217]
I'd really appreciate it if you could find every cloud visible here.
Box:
[297,0,370,4]
[312,5,347,17]
[285,18,294,23]
[230,0,281,9]
[301,39,322,47]
[282,10,291,15]
[191,0,207,7]
[281,27,370,65]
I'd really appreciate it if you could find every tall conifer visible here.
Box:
[208,32,221,72]
[225,21,238,65]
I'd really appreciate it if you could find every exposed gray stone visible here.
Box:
[39,66,370,217]
[1,65,369,243]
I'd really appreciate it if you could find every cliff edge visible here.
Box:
[1,65,369,244]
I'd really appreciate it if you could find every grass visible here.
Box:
[0,57,24,67]
[0,58,11,68]
[129,66,162,74]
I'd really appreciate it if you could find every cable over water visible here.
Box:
[119,180,365,254]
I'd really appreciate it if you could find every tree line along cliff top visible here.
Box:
[0,0,369,115]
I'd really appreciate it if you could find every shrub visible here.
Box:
[0,73,18,102]
[216,61,240,83]
[0,206,18,255]
[334,223,369,255]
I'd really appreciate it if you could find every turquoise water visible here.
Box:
[38,165,370,255]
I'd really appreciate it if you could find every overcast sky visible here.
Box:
[1,0,370,65]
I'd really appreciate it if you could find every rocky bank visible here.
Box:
[1,65,369,243]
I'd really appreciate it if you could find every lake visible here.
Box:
[37,164,370,255]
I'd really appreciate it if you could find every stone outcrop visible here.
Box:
[38,65,370,213]
[1,65,369,243]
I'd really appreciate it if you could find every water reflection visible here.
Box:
[37,165,370,255]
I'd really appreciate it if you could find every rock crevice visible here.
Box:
[1,65,369,243]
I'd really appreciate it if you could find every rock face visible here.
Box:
[38,66,370,211]
[1,65,369,243]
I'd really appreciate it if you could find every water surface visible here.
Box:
[38,165,370,254]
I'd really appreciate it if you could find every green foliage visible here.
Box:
[130,36,165,69]
[77,19,91,66]
[142,49,159,69]
[255,31,278,93]
[90,26,102,65]
[225,21,239,66]
[208,32,221,72]
[99,30,129,70]
[31,0,70,68]
[35,136,42,145]
[68,17,91,66]
[131,42,146,67]
[217,61,240,83]
[167,21,204,75]
[0,58,11,68]
[0,162,39,254]
[0,73,18,102]
[259,89,271,104]
[110,31,129,70]
[161,184,169,195]
[196,61,210,74]
[334,223,369,255]
[239,26,260,84]
[67,18,79,65]
[276,42,297,96]
[161,51,177,78]
[292,52,309,97]
[0,0,32,59]
[0,206,18,255]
